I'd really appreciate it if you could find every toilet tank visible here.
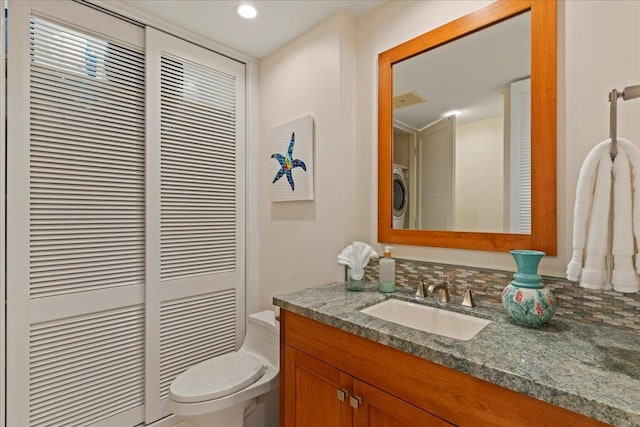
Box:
[242,310,279,368]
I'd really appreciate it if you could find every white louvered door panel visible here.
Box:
[509,78,531,234]
[145,28,246,423]
[160,55,238,280]
[30,305,145,426]
[7,2,146,426]
[417,116,455,230]
[159,290,237,400]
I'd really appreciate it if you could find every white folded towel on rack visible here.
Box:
[579,145,613,290]
[568,138,640,293]
[610,147,639,292]
[567,140,610,283]
[617,138,640,277]
[614,139,640,292]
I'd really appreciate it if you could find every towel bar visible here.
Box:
[609,84,640,160]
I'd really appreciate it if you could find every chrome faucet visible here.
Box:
[415,279,426,299]
[427,281,450,305]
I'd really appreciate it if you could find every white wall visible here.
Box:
[258,0,640,303]
[258,12,357,309]
[355,0,640,277]
[455,116,504,232]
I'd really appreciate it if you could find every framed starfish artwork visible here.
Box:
[268,116,314,201]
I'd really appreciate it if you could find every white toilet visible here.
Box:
[168,310,280,427]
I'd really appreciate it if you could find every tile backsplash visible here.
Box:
[364,258,640,332]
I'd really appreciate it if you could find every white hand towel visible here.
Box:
[579,148,613,290]
[616,138,640,279]
[567,140,611,281]
[610,147,640,293]
[337,241,378,281]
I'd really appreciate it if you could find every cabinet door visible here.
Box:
[284,346,352,426]
[353,379,454,427]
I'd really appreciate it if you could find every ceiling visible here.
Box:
[116,0,385,59]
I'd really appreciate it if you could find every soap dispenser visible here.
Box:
[378,246,396,293]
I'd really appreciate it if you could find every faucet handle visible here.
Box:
[462,289,476,307]
[440,284,451,304]
[415,279,426,298]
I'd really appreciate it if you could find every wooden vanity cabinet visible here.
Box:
[285,345,452,426]
[284,346,351,426]
[352,376,454,426]
[280,309,610,427]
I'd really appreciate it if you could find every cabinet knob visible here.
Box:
[337,388,348,401]
[349,395,362,409]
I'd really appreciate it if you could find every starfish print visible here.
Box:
[271,132,307,191]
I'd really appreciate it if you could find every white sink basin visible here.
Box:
[360,299,491,341]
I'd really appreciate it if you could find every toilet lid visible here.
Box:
[169,352,267,403]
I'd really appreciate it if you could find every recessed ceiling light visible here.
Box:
[237,4,257,19]
[445,110,462,117]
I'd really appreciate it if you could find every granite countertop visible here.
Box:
[273,282,640,427]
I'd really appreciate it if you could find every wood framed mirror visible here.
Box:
[378,0,556,255]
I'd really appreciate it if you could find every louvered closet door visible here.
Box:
[7,1,146,426]
[145,28,246,423]
[417,116,455,230]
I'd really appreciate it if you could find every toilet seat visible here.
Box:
[170,352,267,404]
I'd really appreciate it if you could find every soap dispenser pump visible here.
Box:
[378,246,396,293]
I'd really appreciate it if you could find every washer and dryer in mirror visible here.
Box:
[392,165,408,229]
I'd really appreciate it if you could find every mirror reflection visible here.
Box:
[392,12,530,234]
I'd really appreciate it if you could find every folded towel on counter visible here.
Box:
[568,138,640,293]
[337,241,378,281]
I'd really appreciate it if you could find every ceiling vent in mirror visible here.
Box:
[393,91,426,109]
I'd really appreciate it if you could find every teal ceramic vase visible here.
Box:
[501,250,556,327]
